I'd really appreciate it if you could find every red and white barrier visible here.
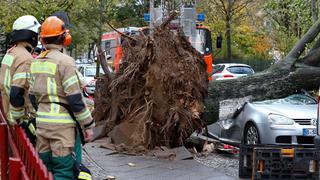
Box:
[0,96,53,180]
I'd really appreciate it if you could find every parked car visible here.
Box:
[78,65,105,96]
[212,63,255,80]
[205,93,317,146]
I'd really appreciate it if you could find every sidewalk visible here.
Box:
[82,142,239,180]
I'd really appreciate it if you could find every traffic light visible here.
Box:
[216,32,222,49]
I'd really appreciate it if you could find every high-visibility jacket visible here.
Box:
[0,43,34,124]
[29,44,94,129]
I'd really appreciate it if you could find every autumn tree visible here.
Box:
[198,0,254,60]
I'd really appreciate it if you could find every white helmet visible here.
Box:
[11,15,41,48]
[12,15,41,33]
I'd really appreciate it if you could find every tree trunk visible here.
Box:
[205,19,320,121]
[226,15,232,60]
[208,66,320,101]
[226,0,233,60]
[312,0,318,23]
[88,43,92,59]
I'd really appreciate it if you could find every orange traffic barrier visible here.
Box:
[0,95,53,180]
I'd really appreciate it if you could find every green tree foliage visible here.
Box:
[0,0,157,57]
[0,0,117,56]
[111,0,149,27]
[264,0,316,55]
[198,0,270,60]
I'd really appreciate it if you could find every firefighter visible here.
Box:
[29,16,95,179]
[52,14,84,163]
[0,15,40,143]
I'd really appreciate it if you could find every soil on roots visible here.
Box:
[93,26,208,153]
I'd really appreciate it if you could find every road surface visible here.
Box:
[82,141,243,180]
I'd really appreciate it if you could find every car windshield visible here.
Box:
[85,67,104,77]
[226,66,254,74]
[254,94,317,105]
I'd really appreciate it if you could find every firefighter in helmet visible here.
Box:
[29,16,95,179]
[0,15,40,144]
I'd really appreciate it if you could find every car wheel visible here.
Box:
[244,123,260,145]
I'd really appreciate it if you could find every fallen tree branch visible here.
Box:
[106,21,137,42]
[97,46,112,79]
[160,11,178,29]
[283,19,320,62]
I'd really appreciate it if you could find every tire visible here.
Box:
[243,123,260,145]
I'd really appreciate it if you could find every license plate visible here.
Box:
[303,128,317,136]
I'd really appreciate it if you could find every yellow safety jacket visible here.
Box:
[0,43,34,124]
[29,44,94,129]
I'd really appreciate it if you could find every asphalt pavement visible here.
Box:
[82,141,244,180]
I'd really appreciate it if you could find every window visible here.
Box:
[191,28,212,55]
[105,41,111,55]
[226,66,254,75]
[85,67,104,77]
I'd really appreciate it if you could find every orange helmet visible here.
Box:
[40,16,72,46]
[40,16,66,37]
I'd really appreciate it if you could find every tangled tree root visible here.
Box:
[93,23,208,153]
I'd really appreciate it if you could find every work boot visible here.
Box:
[74,132,82,163]
[52,154,74,180]
[39,151,53,172]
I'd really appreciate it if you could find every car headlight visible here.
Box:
[220,119,234,130]
[268,114,294,125]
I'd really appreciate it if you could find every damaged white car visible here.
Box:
[205,93,317,146]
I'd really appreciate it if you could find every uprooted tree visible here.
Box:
[93,14,208,153]
[93,16,320,153]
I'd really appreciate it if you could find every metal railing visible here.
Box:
[0,97,53,180]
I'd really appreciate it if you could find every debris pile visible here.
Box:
[93,20,208,153]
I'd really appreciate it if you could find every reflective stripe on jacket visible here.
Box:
[29,44,93,129]
[0,44,34,123]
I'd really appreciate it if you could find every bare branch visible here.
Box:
[216,0,228,14]
[207,0,227,15]
[106,21,137,42]
[160,11,178,29]
[97,47,112,79]
[230,1,252,17]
